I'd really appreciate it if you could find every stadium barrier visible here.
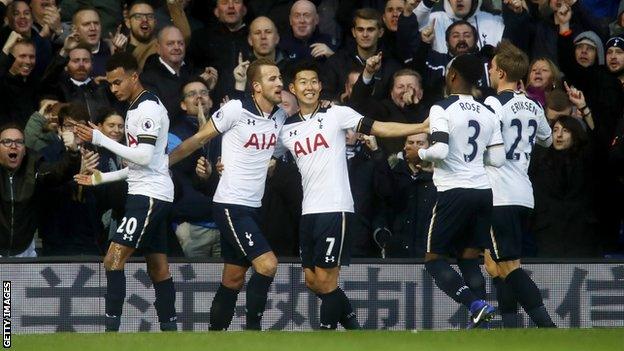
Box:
[1,258,622,332]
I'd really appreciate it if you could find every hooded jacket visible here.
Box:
[414,0,504,54]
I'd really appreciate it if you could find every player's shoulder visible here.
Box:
[485,91,514,109]
[433,95,460,110]
[214,99,243,119]
[129,90,162,111]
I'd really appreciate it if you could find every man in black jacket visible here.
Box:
[141,25,196,123]
[322,7,400,101]
[0,37,39,128]
[41,42,113,121]
[0,123,80,257]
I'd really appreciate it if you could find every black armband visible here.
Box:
[431,131,449,144]
[357,117,375,135]
[137,135,157,145]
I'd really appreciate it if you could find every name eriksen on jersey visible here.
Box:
[510,101,538,115]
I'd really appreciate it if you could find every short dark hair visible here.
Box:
[59,103,90,126]
[449,53,483,87]
[353,8,383,29]
[545,89,572,111]
[247,58,278,89]
[68,43,93,56]
[105,52,139,73]
[290,59,320,82]
[180,76,209,102]
[128,0,153,12]
[445,20,477,43]
[94,106,123,125]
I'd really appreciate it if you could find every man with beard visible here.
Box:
[125,0,190,70]
[410,20,490,100]
[40,37,112,120]
[606,35,624,85]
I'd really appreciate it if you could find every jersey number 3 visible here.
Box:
[464,120,480,162]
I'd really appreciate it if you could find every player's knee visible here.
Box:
[147,265,171,283]
[222,273,245,290]
[104,251,124,271]
[497,260,520,278]
[304,275,316,292]
[254,255,278,277]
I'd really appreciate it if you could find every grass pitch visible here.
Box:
[13,328,623,351]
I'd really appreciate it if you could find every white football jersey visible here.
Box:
[124,90,174,202]
[428,94,503,192]
[211,98,287,208]
[277,105,364,215]
[484,91,552,208]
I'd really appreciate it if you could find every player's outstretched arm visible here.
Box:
[76,123,155,166]
[74,168,129,186]
[169,119,219,166]
[484,144,505,167]
[368,117,429,138]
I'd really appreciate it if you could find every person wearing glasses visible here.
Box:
[125,0,190,70]
[0,123,81,257]
[167,78,221,258]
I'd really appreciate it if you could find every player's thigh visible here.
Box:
[305,212,352,270]
[464,189,494,252]
[104,242,136,270]
[303,267,317,292]
[489,205,530,263]
[426,189,471,256]
[213,202,272,266]
[112,194,172,254]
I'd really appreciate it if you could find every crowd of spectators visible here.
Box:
[1,0,624,259]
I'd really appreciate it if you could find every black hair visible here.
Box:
[449,53,483,87]
[289,59,321,83]
[94,106,123,125]
[445,20,478,43]
[105,52,139,73]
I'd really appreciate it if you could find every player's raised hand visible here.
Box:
[42,5,62,36]
[195,156,212,180]
[60,30,81,57]
[364,51,383,79]
[220,95,230,107]
[403,0,418,16]
[564,81,587,109]
[555,3,572,28]
[201,66,219,91]
[75,122,98,143]
[402,86,420,106]
[197,100,207,127]
[420,18,436,44]
[234,52,250,86]
[503,0,526,14]
[74,170,103,186]
[80,149,100,175]
[361,135,379,151]
[107,25,128,54]
[2,31,23,55]
[310,43,335,58]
